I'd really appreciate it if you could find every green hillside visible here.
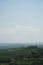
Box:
[0,46,43,65]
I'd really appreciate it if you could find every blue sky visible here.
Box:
[0,0,43,43]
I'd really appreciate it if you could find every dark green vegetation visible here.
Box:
[0,46,43,65]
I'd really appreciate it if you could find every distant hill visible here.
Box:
[0,42,43,50]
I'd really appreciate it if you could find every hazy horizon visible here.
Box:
[0,0,43,43]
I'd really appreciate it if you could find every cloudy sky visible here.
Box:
[0,0,43,43]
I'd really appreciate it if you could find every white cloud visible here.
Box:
[0,25,40,43]
[0,25,38,33]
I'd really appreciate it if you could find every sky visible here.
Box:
[0,0,43,43]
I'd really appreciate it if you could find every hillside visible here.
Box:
[0,46,43,65]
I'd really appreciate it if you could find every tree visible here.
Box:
[9,59,15,65]
[31,61,43,65]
